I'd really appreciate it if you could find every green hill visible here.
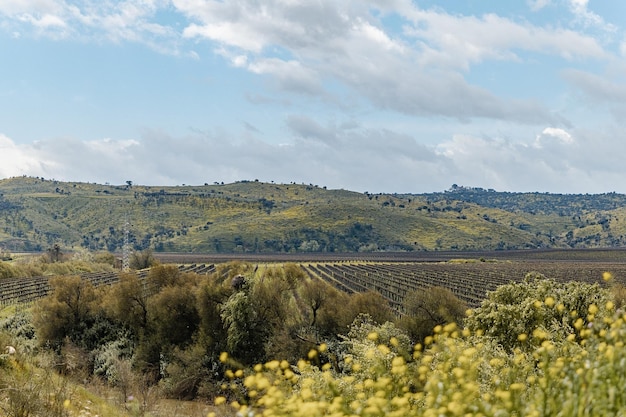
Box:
[0,176,625,253]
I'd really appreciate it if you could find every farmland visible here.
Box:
[0,263,216,306]
[155,249,626,308]
[2,249,623,310]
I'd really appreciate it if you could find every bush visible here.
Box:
[130,249,156,270]
[0,262,19,279]
[32,276,98,349]
[465,273,611,351]
[398,286,467,344]
[222,296,626,417]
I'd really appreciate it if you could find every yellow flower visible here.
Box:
[574,318,584,330]
[518,333,528,342]
[532,328,548,340]
[444,322,457,333]
[603,271,614,282]
[219,352,229,362]
[544,296,555,307]
[214,396,226,406]
[377,344,391,355]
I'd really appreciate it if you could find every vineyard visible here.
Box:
[3,250,626,310]
[301,260,626,309]
[0,263,215,306]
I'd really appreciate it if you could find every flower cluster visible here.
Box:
[213,296,626,417]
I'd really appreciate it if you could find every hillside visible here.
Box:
[0,176,625,253]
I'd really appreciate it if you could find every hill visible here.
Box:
[0,176,625,253]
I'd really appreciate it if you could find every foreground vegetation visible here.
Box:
[4,176,626,253]
[0,256,625,416]
[219,272,626,417]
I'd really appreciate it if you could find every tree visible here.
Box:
[398,286,467,344]
[47,244,63,263]
[301,279,330,326]
[146,264,184,292]
[33,275,98,348]
[314,287,353,338]
[347,291,394,326]
[130,248,156,270]
[149,284,199,349]
[103,272,149,335]
[221,291,267,364]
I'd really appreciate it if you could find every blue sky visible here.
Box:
[1,0,626,193]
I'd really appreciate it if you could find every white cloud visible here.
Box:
[0,134,52,178]
[0,0,62,15]
[535,127,574,148]
[568,0,615,31]
[2,119,626,194]
[528,0,551,12]
[18,13,66,29]
[0,0,181,52]
[403,10,606,68]
[172,0,606,123]
[0,0,612,124]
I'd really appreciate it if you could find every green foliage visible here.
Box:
[221,291,267,365]
[160,344,214,400]
[222,294,626,417]
[149,284,200,349]
[93,335,134,386]
[7,176,626,252]
[103,272,149,334]
[0,254,115,279]
[398,286,468,343]
[33,275,98,348]
[146,263,183,291]
[347,291,394,326]
[465,272,611,351]
[33,276,121,354]
[0,261,19,279]
[314,286,353,338]
[9,259,626,416]
[301,278,330,326]
[130,248,156,270]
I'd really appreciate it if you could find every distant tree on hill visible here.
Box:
[47,244,63,263]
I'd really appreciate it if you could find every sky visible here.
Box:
[1,0,626,194]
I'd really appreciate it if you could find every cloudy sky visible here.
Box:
[1,0,626,193]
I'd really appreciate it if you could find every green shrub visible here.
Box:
[398,286,467,344]
[465,273,611,351]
